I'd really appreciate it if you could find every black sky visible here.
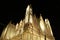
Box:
[0,0,60,40]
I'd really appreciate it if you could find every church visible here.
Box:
[0,5,55,40]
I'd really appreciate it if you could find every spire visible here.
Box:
[40,15,46,33]
[45,19,53,36]
[26,5,32,15]
[16,23,18,30]
[25,5,33,23]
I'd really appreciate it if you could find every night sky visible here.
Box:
[0,0,60,40]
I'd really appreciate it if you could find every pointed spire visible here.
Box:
[45,19,53,36]
[40,14,43,21]
[25,5,33,23]
[19,20,23,26]
[16,23,18,30]
[40,14,46,33]
[26,5,32,15]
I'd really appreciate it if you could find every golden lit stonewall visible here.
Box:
[0,5,55,40]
